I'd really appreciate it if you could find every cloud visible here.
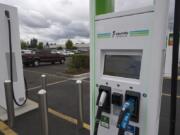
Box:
[0,0,89,43]
[19,9,50,28]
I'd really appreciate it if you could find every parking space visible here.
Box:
[10,62,180,135]
[14,61,90,135]
[13,109,89,135]
[27,80,90,123]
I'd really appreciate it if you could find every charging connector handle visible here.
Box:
[94,91,107,135]
[117,99,135,130]
[98,91,107,107]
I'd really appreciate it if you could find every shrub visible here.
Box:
[66,54,89,74]
[70,54,89,69]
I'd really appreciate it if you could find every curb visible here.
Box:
[56,72,90,79]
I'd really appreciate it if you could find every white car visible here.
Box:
[57,50,74,56]
[21,49,34,54]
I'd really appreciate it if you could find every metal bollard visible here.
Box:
[76,80,84,129]
[4,80,15,128]
[38,89,49,135]
[41,74,47,90]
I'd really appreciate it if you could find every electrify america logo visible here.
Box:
[112,30,128,38]
[97,29,149,39]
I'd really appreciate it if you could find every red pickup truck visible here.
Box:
[22,50,65,67]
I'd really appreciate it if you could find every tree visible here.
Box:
[30,38,38,48]
[37,42,44,49]
[21,40,28,49]
[57,46,63,50]
[65,39,73,50]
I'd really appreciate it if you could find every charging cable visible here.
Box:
[94,91,107,135]
[117,99,135,135]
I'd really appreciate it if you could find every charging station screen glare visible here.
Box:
[103,55,142,79]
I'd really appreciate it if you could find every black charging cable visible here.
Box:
[94,91,107,135]
[5,10,27,106]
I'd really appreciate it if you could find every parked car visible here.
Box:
[22,50,65,67]
[21,49,34,54]
[57,50,74,56]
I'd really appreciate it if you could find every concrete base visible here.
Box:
[0,99,38,121]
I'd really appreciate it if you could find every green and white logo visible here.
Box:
[97,29,150,39]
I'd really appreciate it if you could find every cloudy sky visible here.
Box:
[0,0,89,44]
[0,0,175,44]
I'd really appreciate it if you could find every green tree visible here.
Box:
[57,46,63,50]
[37,42,44,49]
[21,40,28,49]
[65,39,73,50]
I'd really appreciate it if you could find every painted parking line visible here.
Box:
[48,108,90,130]
[164,76,180,80]
[162,93,180,99]
[24,69,68,79]
[0,121,17,135]
[28,79,71,91]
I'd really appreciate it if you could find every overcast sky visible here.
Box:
[0,0,175,44]
[0,0,89,44]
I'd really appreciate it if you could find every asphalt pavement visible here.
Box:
[9,60,180,135]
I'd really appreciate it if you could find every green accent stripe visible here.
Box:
[130,30,149,37]
[97,33,111,38]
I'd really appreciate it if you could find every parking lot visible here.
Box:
[2,59,179,135]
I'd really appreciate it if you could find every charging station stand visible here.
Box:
[0,4,37,121]
[90,0,170,135]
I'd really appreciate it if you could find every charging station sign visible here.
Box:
[100,115,110,128]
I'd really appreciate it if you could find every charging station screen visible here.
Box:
[103,55,142,79]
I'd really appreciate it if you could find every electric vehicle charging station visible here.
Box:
[90,0,170,135]
[0,4,26,109]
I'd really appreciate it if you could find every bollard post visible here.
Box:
[41,74,47,90]
[4,80,15,128]
[38,89,49,135]
[76,80,84,129]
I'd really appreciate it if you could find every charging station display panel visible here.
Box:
[103,55,142,79]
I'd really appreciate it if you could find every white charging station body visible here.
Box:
[90,0,170,135]
[0,4,26,109]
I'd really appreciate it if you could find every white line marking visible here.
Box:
[24,69,68,79]
[162,93,180,99]
[28,79,71,91]
[164,76,180,80]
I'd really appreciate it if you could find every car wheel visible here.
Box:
[60,59,65,64]
[24,63,29,67]
[33,59,40,67]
